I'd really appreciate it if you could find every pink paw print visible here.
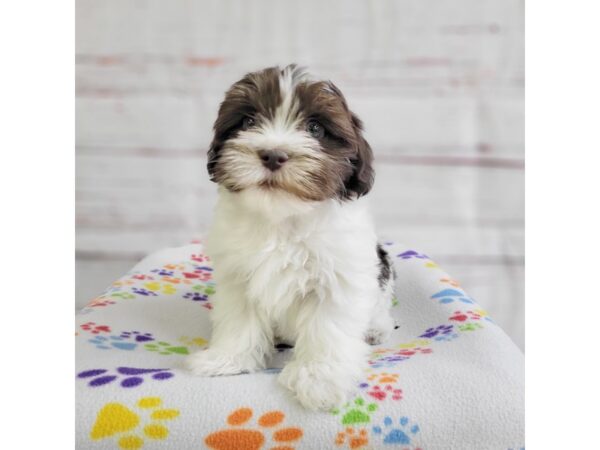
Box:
[191,253,210,263]
[449,310,482,322]
[396,347,432,357]
[367,385,403,401]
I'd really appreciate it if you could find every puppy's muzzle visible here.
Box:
[258,149,289,171]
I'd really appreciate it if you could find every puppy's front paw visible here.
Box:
[278,361,351,411]
[185,349,260,376]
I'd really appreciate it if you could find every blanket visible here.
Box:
[75,241,524,450]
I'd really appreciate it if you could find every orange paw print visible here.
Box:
[205,408,303,450]
[335,427,369,449]
[440,277,461,287]
[367,372,399,385]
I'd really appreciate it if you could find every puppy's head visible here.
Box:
[207,65,374,202]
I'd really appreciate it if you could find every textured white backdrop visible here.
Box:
[76,0,524,349]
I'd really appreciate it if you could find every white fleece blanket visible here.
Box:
[75,241,524,450]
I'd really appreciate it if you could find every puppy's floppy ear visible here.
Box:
[345,112,375,197]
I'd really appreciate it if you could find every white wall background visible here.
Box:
[76,0,524,349]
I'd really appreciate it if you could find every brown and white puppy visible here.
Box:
[187,64,395,411]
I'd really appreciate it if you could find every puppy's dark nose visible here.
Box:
[258,149,289,171]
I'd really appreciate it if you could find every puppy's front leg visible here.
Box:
[186,282,272,376]
[278,295,369,411]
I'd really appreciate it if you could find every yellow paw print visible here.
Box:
[178,335,209,348]
[397,339,430,349]
[144,282,177,295]
[90,397,179,449]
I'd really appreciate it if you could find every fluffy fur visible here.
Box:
[187,65,395,411]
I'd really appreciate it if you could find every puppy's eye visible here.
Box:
[307,120,325,139]
[242,116,256,130]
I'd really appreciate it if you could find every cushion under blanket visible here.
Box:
[75,242,524,450]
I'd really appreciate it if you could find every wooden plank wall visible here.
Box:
[76,0,524,349]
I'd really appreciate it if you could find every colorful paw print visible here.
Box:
[183,292,208,302]
[178,336,208,348]
[120,331,155,342]
[88,297,117,307]
[131,274,154,281]
[431,288,474,305]
[204,407,303,450]
[89,335,138,351]
[396,250,428,260]
[440,277,461,287]
[419,324,454,339]
[90,397,179,449]
[458,322,484,332]
[333,398,378,426]
[396,347,432,357]
[131,288,158,297]
[363,384,403,402]
[111,292,136,300]
[372,416,421,446]
[80,322,111,334]
[78,367,174,388]
[449,310,489,322]
[151,269,175,277]
[143,282,177,295]
[144,341,189,355]
[192,282,216,295]
[191,253,210,263]
[335,427,369,449]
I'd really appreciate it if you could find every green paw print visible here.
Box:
[144,341,189,355]
[391,297,399,307]
[111,292,136,300]
[459,323,483,332]
[332,397,378,425]
[192,284,216,295]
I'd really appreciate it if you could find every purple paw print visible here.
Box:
[131,287,158,296]
[193,265,213,272]
[397,250,428,260]
[77,367,174,388]
[419,324,454,339]
[152,269,175,276]
[184,292,208,302]
[120,331,155,342]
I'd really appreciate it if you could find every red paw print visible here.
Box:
[396,347,432,357]
[367,385,403,401]
[87,298,116,308]
[449,310,481,322]
[80,322,111,334]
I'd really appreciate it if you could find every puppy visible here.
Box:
[186,64,395,411]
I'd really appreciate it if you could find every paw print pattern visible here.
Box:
[80,322,111,334]
[144,341,189,355]
[90,397,179,449]
[143,282,177,295]
[431,288,474,305]
[131,288,158,297]
[396,250,429,260]
[204,407,303,450]
[89,335,138,351]
[151,269,174,277]
[335,427,369,449]
[111,292,136,300]
[419,324,454,339]
[332,398,378,426]
[440,277,461,287]
[178,336,208,348]
[78,367,174,388]
[120,331,155,343]
[183,292,208,302]
[364,385,403,402]
[458,323,484,332]
[87,297,117,307]
[191,253,210,263]
[372,416,421,446]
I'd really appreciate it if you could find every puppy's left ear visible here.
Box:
[345,112,375,197]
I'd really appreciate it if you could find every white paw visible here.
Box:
[365,315,395,345]
[185,349,261,376]
[278,361,352,411]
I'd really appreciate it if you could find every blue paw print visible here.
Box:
[419,324,454,338]
[431,288,474,304]
[373,416,420,445]
[131,287,158,296]
[151,269,174,276]
[183,292,208,302]
[397,250,428,259]
[89,335,137,351]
